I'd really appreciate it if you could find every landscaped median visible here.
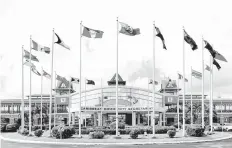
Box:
[1,131,232,145]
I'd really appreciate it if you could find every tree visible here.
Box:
[185,102,217,124]
[19,104,49,126]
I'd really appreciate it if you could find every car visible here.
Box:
[212,123,222,131]
[222,123,232,131]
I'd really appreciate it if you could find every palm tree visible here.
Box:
[185,102,217,124]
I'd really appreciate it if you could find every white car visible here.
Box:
[222,123,232,131]
[212,123,222,131]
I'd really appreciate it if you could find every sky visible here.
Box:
[0,0,232,99]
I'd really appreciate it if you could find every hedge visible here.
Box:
[51,126,75,139]
[186,126,205,137]
[76,126,176,135]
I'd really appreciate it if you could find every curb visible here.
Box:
[1,134,232,145]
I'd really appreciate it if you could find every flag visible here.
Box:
[213,59,221,70]
[191,69,202,79]
[177,73,188,82]
[42,70,51,79]
[148,79,158,85]
[56,74,69,88]
[24,50,39,62]
[155,27,167,50]
[24,60,35,68]
[119,22,140,36]
[82,26,104,38]
[31,67,41,76]
[32,40,50,54]
[71,77,79,83]
[204,40,227,62]
[184,29,198,50]
[55,33,70,50]
[86,79,95,85]
[205,64,211,72]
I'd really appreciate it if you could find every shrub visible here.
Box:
[173,122,182,129]
[34,129,43,137]
[130,129,139,139]
[5,123,19,132]
[109,122,125,129]
[167,130,176,138]
[1,124,7,132]
[18,127,29,136]
[186,126,205,137]
[32,125,41,131]
[52,126,75,139]
[89,131,105,139]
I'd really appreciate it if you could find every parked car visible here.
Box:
[212,123,222,131]
[223,123,232,131]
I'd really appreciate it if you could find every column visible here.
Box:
[132,112,136,126]
[159,112,162,126]
[94,113,97,126]
[137,113,140,125]
[98,113,101,126]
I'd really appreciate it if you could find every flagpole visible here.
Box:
[21,45,25,132]
[182,27,186,137]
[29,36,32,135]
[115,17,119,138]
[69,79,71,126]
[210,55,213,132]
[101,78,103,126]
[84,78,86,127]
[177,74,179,130]
[40,67,43,130]
[191,66,193,126]
[201,37,205,128]
[49,28,55,136]
[54,71,56,127]
[152,21,156,138]
[78,21,82,138]
[147,78,149,127]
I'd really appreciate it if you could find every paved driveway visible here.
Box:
[1,139,232,148]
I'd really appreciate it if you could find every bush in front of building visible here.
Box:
[89,131,105,139]
[109,122,125,129]
[5,123,19,132]
[52,126,75,139]
[167,130,176,138]
[1,123,7,132]
[186,126,205,137]
[34,129,43,137]
[130,129,139,139]
[18,127,29,136]
[32,125,41,131]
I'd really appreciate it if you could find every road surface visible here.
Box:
[1,139,232,148]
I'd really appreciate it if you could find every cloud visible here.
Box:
[125,59,162,82]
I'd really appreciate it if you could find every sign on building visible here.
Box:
[164,95,178,105]
[56,96,69,105]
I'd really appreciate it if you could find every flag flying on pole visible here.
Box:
[205,64,211,72]
[24,60,36,68]
[71,77,79,83]
[148,79,158,85]
[204,40,227,62]
[32,66,41,76]
[24,50,39,62]
[178,73,188,82]
[42,70,51,79]
[55,33,70,50]
[184,29,198,50]
[191,69,202,79]
[155,27,167,50]
[213,59,221,70]
[82,26,104,38]
[86,79,95,85]
[32,40,50,54]
[56,74,70,88]
[119,22,140,36]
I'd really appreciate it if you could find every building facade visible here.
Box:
[1,74,232,126]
